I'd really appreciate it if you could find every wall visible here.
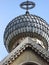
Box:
[10,48,48,65]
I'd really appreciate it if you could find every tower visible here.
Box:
[0,0,49,65]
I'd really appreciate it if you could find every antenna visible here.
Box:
[20,0,35,13]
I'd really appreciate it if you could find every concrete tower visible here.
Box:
[0,0,49,65]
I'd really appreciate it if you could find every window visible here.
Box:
[21,62,39,65]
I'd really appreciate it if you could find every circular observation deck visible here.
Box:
[4,13,49,52]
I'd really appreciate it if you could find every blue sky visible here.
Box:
[0,0,49,61]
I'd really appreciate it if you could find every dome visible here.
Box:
[4,13,49,52]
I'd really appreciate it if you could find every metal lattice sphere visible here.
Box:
[4,12,49,52]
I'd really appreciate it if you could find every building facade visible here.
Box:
[0,0,49,65]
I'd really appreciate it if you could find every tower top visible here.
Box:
[20,0,35,13]
[4,0,49,52]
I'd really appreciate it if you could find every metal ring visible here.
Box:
[20,1,35,10]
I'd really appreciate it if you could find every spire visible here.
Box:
[20,0,35,14]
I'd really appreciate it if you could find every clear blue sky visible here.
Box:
[0,0,49,61]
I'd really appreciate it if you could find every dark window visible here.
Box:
[22,62,39,65]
